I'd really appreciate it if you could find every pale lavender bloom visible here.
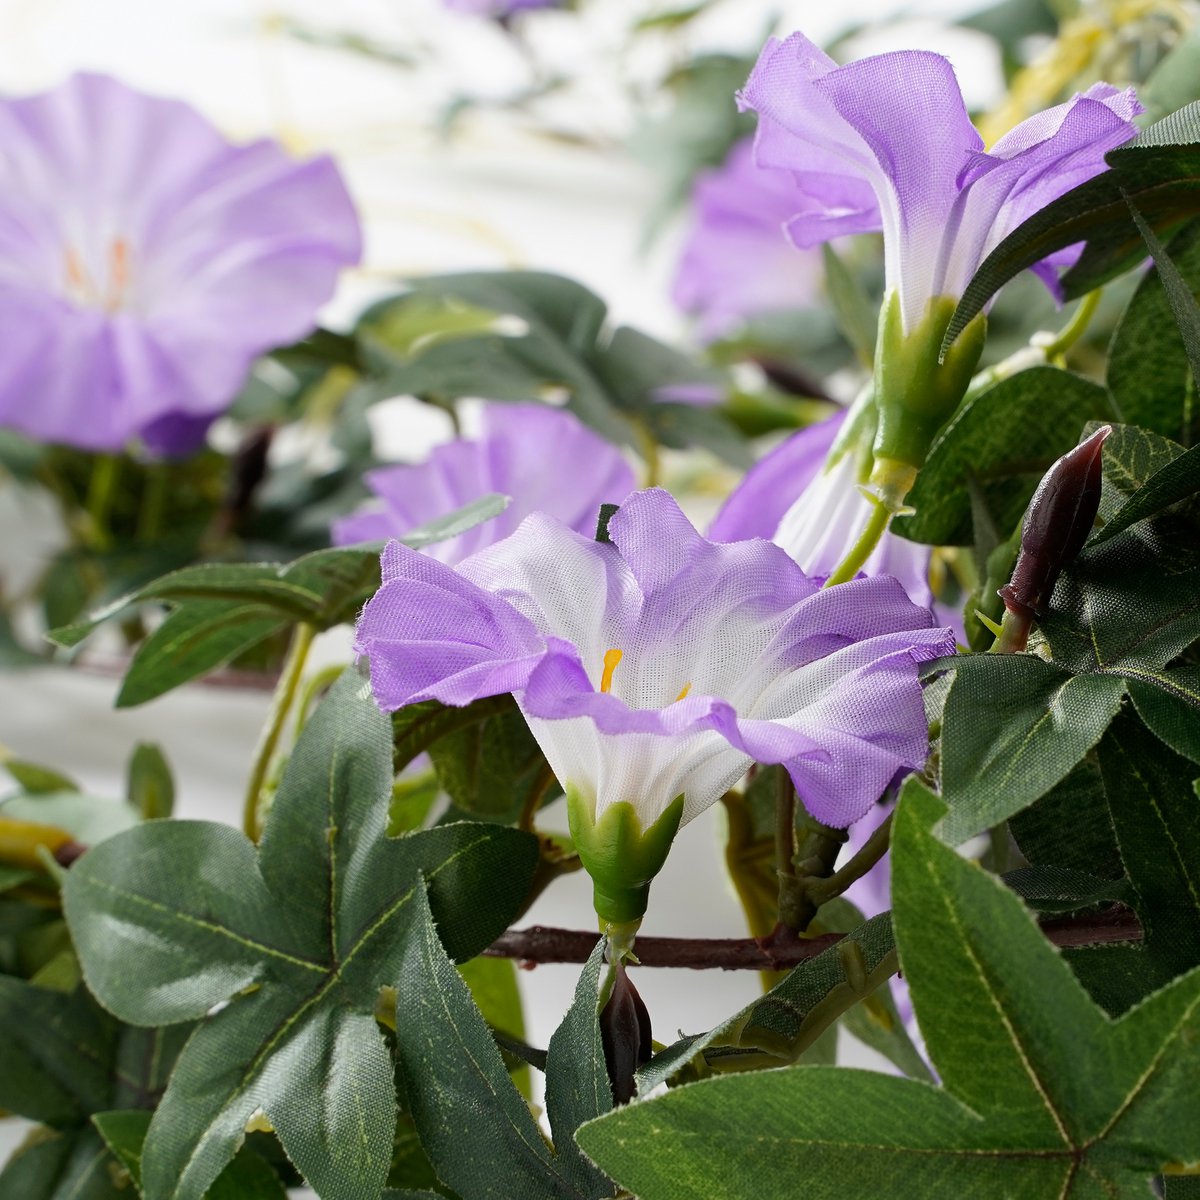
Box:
[0,73,361,455]
[443,0,560,15]
[710,411,933,607]
[672,138,821,341]
[355,488,954,830]
[739,33,1141,331]
[333,403,634,564]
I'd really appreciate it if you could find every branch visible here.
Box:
[484,906,1142,971]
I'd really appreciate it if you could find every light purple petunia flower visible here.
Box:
[672,138,822,341]
[0,73,362,455]
[355,487,954,831]
[710,411,933,607]
[738,33,1142,332]
[333,403,635,564]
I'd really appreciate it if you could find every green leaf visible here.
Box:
[575,781,1200,1199]
[0,981,191,1199]
[92,1109,286,1198]
[63,671,538,1200]
[458,954,529,1098]
[544,941,614,1197]
[1010,756,1124,879]
[637,912,899,1089]
[394,883,589,1200]
[1107,218,1200,442]
[47,494,506,705]
[938,654,1127,844]
[1092,442,1200,542]
[0,792,140,846]
[1128,666,1200,762]
[428,700,556,822]
[1001,863,1130,914]
[1096,711,1200,977]
[812,897,933,1081]
[0,1127,124,1200]
[894,367,1111,546]
[821,243,878,366]
[3,759,80,795]
[125,744,174,821]
[944,101,1200,345]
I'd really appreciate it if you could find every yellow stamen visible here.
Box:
[600,648,622,694]
[65,249,87,291]
[674,683,691,702]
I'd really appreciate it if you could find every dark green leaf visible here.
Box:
[428,701,555,822]
[544,940,614,1197]
[0,1127,123,1200]
[637,912,899,1090]
[394,883,586,1200]
[938,654,1127,844]
[894,367,1111,546]
[92,1109,286,1198]
[1107,218,1200,441]
[944,101,1200,345]
[573,779,1200,1199]
[63,671,538,1200]
[1000,864,1129,914]
[1097,711,1200,977]
[1128,666,1200,761]
[1010,756,1124,879]
[459,954,529,1098]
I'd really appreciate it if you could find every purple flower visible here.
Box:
[672,138,822,340]
[355,487,954,832]
[333,403,634,564]
[738,33,1141,332]
[443,0,561,15]
[0,73,361,455]
[710,411,933,607]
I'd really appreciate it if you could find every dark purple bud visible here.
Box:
[999,425,1110,619]
[599,957,652,1105]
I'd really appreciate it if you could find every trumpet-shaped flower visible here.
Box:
[710,411,932,606]
[332,403,634,563]
[0,73,361,455]
[739,34,1140,481]
[739,33,1141,335]
[672,138,821,340]
[355,488,954,924]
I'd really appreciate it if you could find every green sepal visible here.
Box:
[873,291,987,476]
[567,788,685,928]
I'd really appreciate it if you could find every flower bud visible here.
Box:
[999,425,1110,619]
[599,955,653,1105]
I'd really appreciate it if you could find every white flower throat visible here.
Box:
[63,236,133,312]
[598,647,691,704]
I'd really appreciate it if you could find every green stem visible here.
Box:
[136,462,169,543]
[1038,289,1102,361]
[242,623,317,841]
[990,606,1033,655]
[633,418,661,488]
[824,495,891,588]
[84,454,121,550]
[805,812,893,907]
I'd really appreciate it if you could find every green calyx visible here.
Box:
[872,292,987,479]
[566,787,685,931]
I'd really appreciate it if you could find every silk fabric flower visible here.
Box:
[0,73,361,455]
[356,487,953,836]
[333,402,635,563]
[709,410,932,607]
[738,32,1142,334]
[672,138,821,341]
